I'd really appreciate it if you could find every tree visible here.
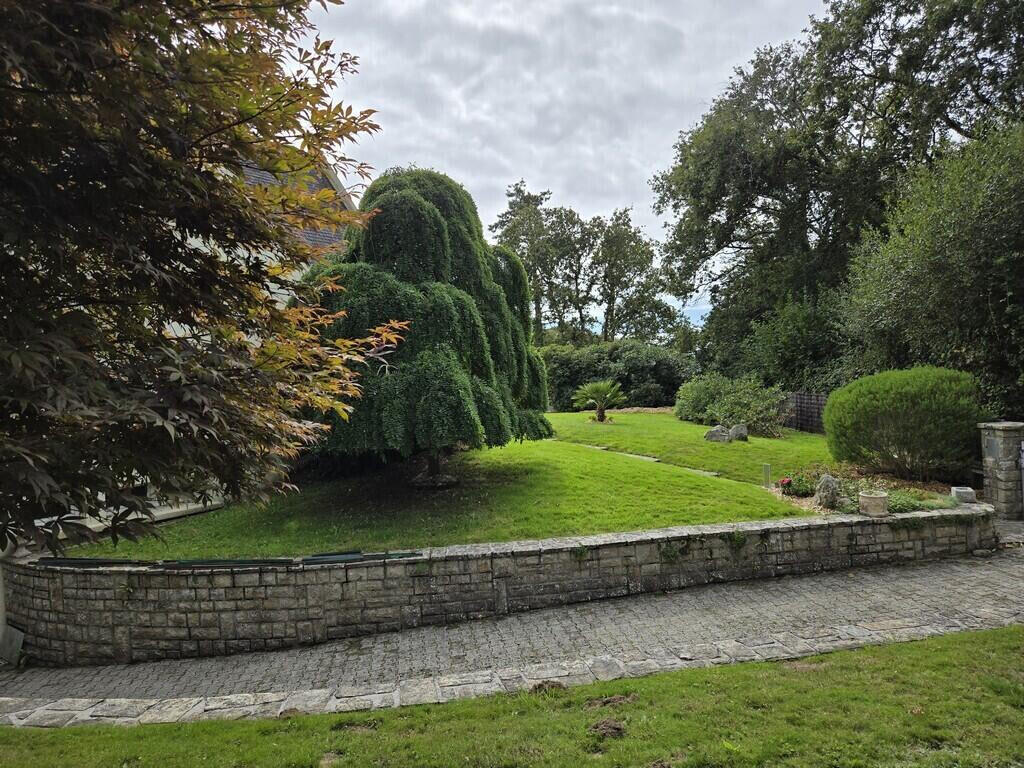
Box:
[739,299,840,392]
[653,0,1024,387]
[594,208,677,342]
[542,206,602,342]
[489,180,552,340]
[0,0,402,551]
[837,124,1024,417]
[812,0,1024,154]
[312,168,551,480]
[652,43,885,380]
[571,380,626,423]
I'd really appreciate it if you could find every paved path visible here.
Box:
[2,548,1022,728]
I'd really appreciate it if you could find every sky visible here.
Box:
[314,0,825,321]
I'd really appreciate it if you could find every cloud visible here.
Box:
[315,0,823,239]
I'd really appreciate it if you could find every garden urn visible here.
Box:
[858,490,889,518]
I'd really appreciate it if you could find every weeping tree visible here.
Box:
[311,168,551,482]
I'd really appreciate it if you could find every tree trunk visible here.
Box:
[596,405,606,422]
[532,293,543,341]
[427,452,442,478]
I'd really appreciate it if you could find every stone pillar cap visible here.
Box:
[977,421,1024,430]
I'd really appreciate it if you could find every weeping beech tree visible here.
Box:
[311,168,551,480]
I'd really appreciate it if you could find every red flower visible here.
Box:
[780,477,792,485]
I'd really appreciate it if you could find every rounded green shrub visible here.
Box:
[311,168,551,471]
[674,374,786,437]
[823,367,985,480]
[673,372,731,424]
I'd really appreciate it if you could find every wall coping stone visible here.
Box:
[12,506,991,575]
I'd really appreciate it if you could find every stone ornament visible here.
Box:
[859,491,889,518]
[814,474,841,509]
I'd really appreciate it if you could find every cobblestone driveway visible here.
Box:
[2,548,1022,727]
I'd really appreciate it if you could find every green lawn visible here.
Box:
[3,627,1022,767]
[75,439,796,560]
[548,411,833,484]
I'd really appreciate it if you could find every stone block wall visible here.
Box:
[979,421,1024,519]
[2,506,997,667]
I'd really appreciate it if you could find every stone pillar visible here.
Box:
[979,421,1024,520]
[0,540,15,647]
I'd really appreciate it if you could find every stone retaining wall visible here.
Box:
[2,506,997,667]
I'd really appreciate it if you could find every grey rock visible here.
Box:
[39,698,101,712]
[704,425,731,443]
[814,474,841,509]
[586,655,626,681]
[727,424,749,442]
[397,678,440,706]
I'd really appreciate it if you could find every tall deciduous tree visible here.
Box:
[543,206,601,342]
[594,208,677,342]
[0,0,401,551]
[838,124,1024,417]
[489,180,552,341]
[654,0,1024,387]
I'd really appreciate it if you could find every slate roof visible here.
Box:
[241,166,355,248]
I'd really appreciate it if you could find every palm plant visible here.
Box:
[572,379,627,423]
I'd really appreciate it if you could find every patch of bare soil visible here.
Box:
[585,693,636,709]
[771,488,829,515]
[588,718,626,739]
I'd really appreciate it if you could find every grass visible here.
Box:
[548,411,834,485]
[2,626,1022,767]
[75,439,797,560]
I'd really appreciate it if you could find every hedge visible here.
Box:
[540,340,695,411]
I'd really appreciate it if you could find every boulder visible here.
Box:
[728,424,749,442]
[814,474,841,509]
[704,425,731,443]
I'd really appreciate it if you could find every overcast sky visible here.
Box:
[314,0,824,319]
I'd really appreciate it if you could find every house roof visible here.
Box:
[241,165,356,249]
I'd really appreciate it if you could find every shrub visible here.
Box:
[779,471,816,497]
[673,372,731,423]
[674,374,787,437]
[540,340,695,411]
[823,367,985,481]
